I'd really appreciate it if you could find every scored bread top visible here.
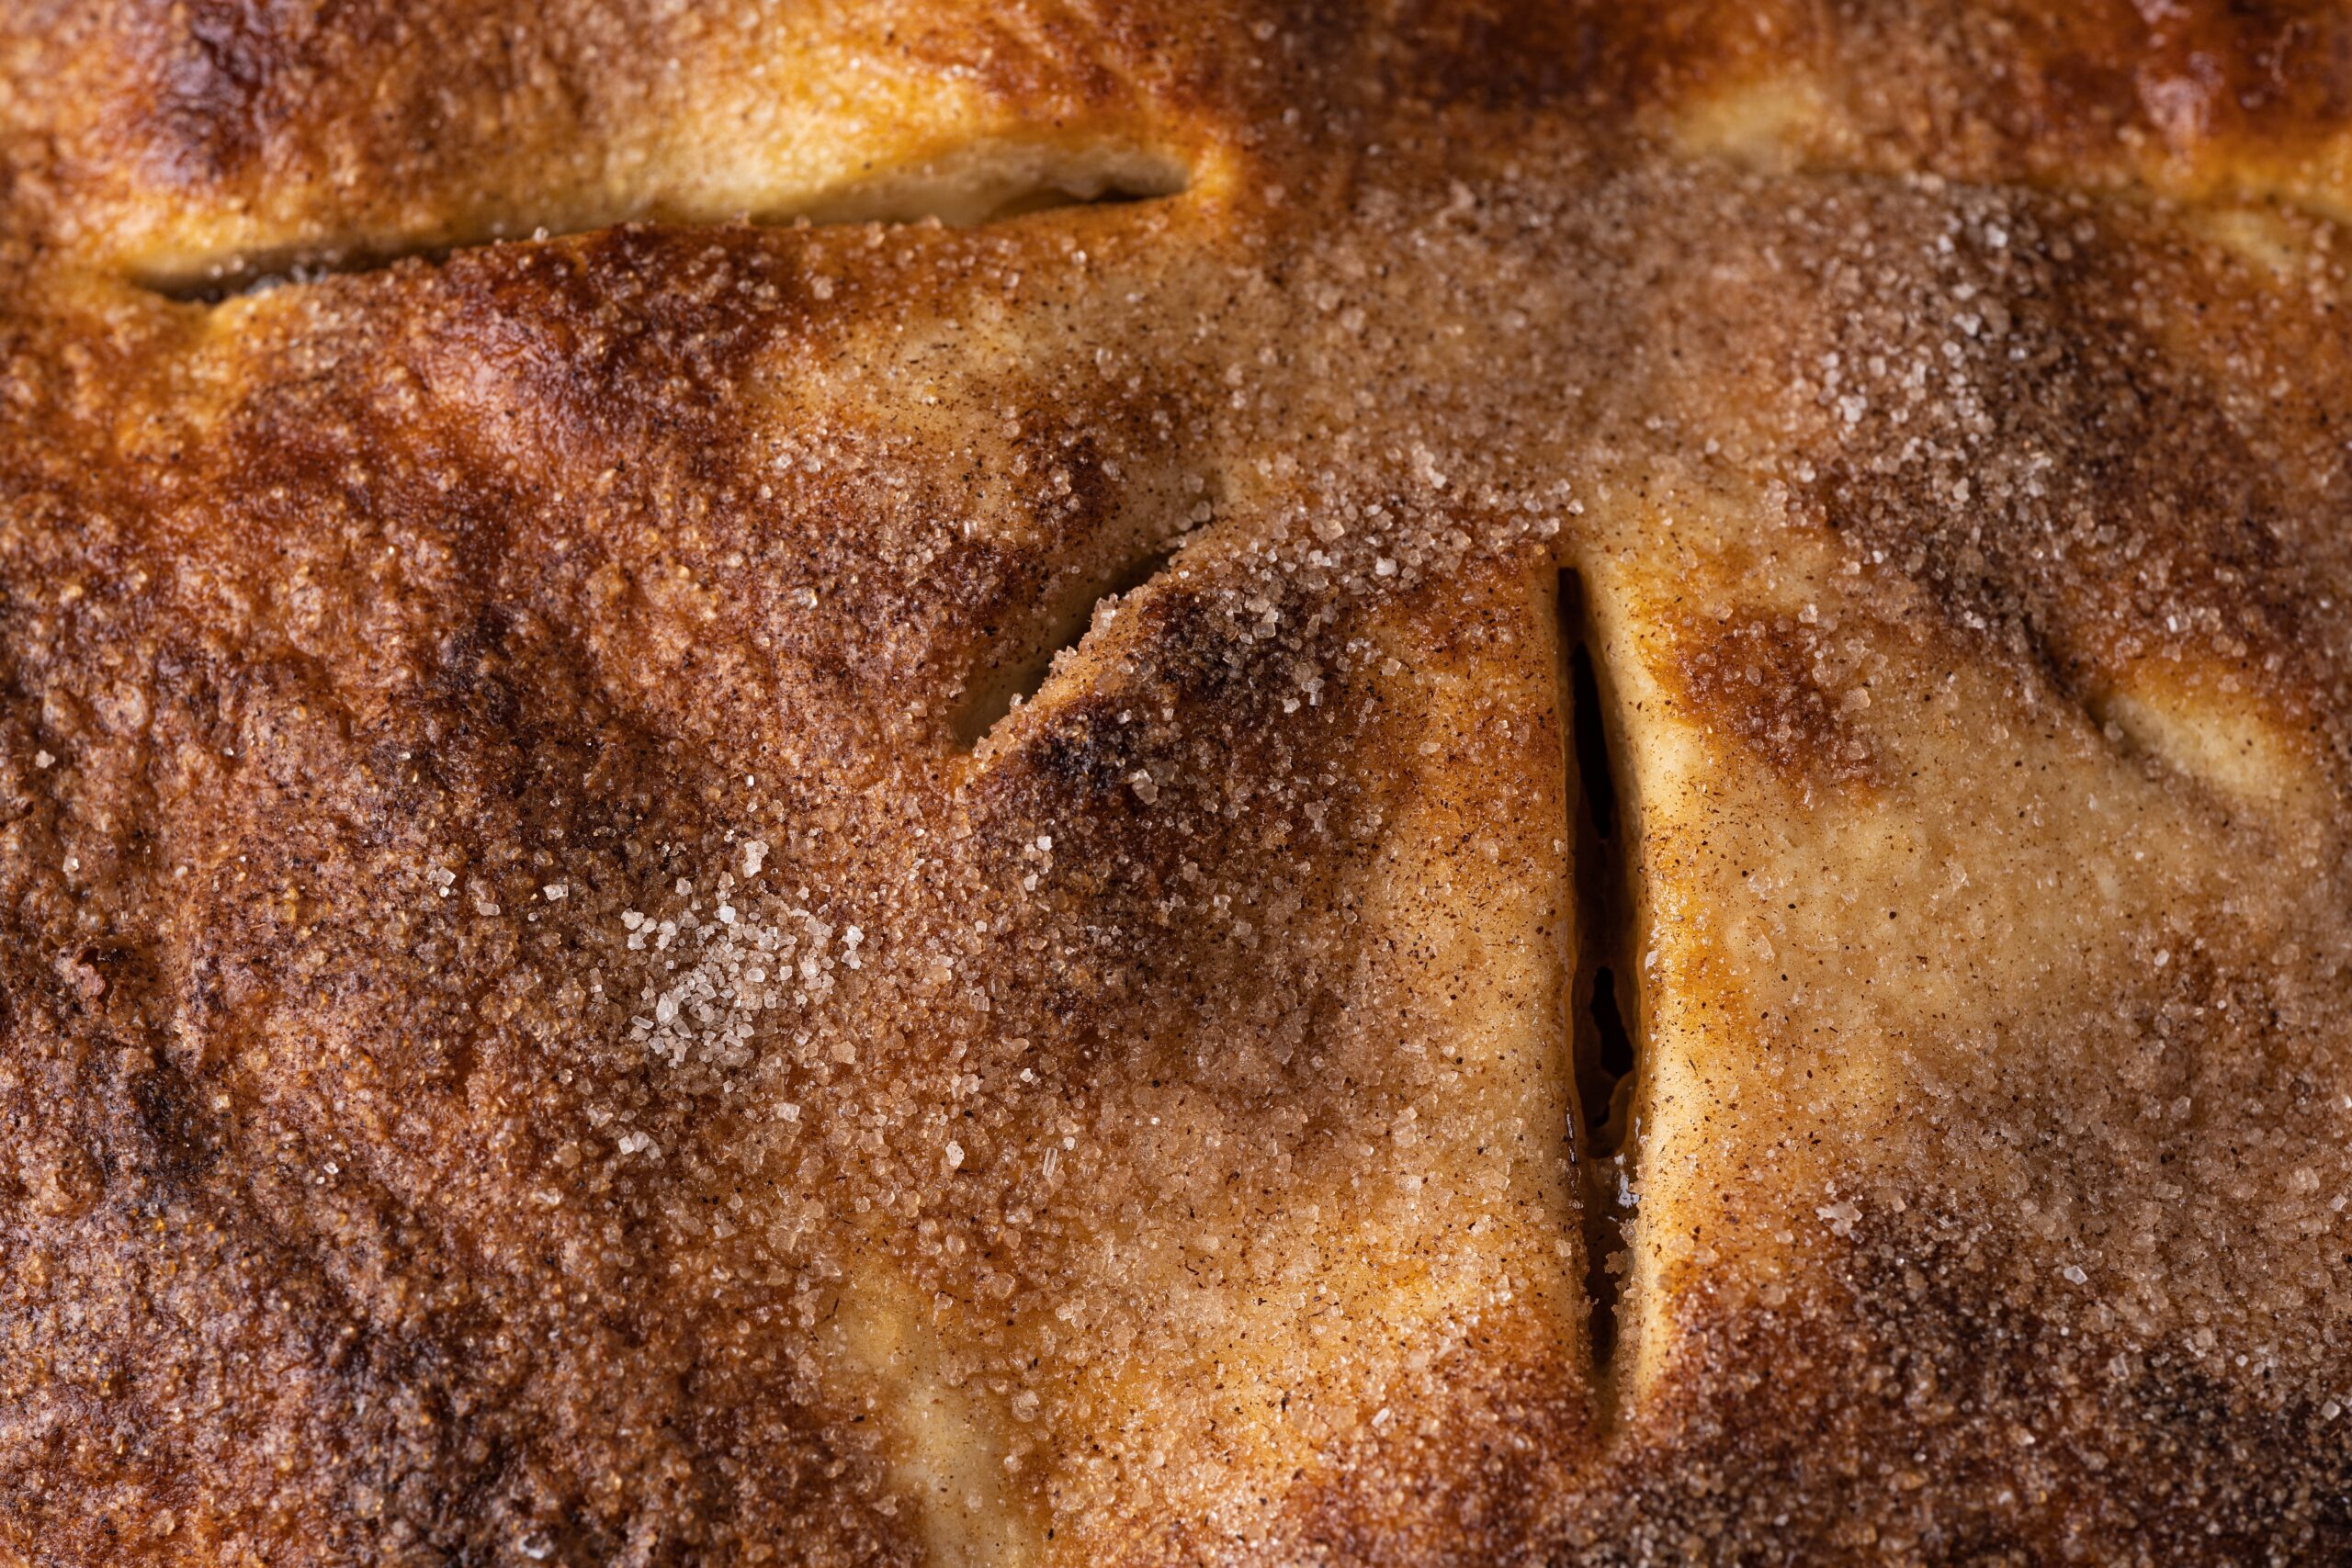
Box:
[1,4,2349,1564]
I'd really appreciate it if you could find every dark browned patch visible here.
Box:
[1776,179,2346,785]
[1853,0,2352,170]
[1556,1206,2352,1562]
[1665,607,1876,789]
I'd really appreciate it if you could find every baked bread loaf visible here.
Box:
[3,3,2349,1562]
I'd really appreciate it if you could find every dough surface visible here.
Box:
[1,4,2349,1563]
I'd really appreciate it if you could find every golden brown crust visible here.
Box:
[3,3,2350,1565]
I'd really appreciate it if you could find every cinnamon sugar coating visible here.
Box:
[1,4,2349,1564]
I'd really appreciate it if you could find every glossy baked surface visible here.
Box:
[2,3,2349,1563]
